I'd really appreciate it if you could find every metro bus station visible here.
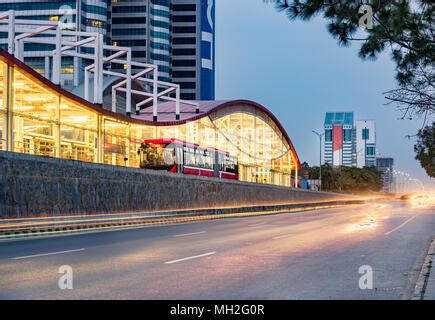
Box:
[0,11,301,188]
[0,50,300,187]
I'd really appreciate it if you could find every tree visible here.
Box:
[304,163,383,192]
[269,0,434,120]
[414,122,434,177]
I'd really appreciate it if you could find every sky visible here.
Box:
[215,0,434,188]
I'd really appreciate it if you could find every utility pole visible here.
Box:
[312,130,324,191]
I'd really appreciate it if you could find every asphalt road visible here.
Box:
[0,200,434,300]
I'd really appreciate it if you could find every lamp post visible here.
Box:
[312,130,324,191]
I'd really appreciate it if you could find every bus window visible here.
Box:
[218,153,225,171]
[184,147,196,166]
[204,151,213,169]
[196,153,203,168]
[164,147,175,165]
[139,143,174,170]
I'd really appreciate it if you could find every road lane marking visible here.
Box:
[385,215,420,235]
[172,231,206,238]
[12,248,85,260]
[249,222,267,227]
[272,234,291,240]
[164,251,216,264]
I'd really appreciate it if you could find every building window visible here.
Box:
[112,28,147,36]
[86,19,104,28]
[181,93,196,100]
[151,31,170,40]
[81,4,107,16]
[343,129,352,142]
[172,15,196,23]
[172,26,196,34]
[362,128,369,140]
[172,70,196,78]
[151,20,170,29]
[151,42,170,50]
[132,51,146,58]
[60,98,98,163]
[151,9,170,18]
[112,6,146,13]
[103,119,129,166]
[12,68,60,156]
[112,17,146,25]
[173,37,196,45]
[325,129,332,142]
[172,60,195,67]
[179,82,196,89]
[172,4,196,11]
[150,53,170,62]
[366,146,375,156]
[172,48,196,56]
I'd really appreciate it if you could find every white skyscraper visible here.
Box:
[356,120,376,167]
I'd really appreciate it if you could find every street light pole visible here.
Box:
[312,130,324,191]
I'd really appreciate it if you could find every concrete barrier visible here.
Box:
[0,151,355,218]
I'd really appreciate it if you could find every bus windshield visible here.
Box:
[139,143,175,169]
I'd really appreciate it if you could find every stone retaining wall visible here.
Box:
[0,151,351,218]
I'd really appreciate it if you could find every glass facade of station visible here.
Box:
[0,56,300,188]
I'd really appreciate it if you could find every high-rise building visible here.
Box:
[323,113,377,168]
[356,120,376,167]
[376,158,394,193]
[324,112,355,167]
[109,0,171,82]
[171,0,215,100]
[0,0,108,86]
[0,0,215,101]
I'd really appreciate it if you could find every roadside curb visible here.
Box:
[412,238,435,300]
[0,199,366,241]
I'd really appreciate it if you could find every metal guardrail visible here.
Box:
[0,199,366,240]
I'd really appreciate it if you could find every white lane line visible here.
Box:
[12,248,86,260]
[172,231,206,238]
[272,234,291,240]
[249,222,267,227]
[385,215,420,235]
[164,251,216,265]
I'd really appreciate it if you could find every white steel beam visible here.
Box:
[1,10,187,121]
[51,26,61,85]
[7,11,14,54]
[97,34,104,105]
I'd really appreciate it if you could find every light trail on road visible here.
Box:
[0,200,433,299]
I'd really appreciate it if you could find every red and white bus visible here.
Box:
[138,138,239,180]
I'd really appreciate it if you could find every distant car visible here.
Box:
[400,194,411,200]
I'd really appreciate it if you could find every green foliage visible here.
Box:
[414,122,434,177]
[306,163,383,192]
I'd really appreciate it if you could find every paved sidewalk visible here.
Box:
[423,249,435,299]
[423,239,435,300]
